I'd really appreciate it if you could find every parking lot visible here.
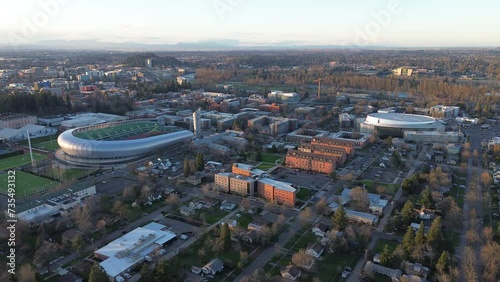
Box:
[272,167,332,190]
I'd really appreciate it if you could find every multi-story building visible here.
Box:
[214,172,256,196]
[488,137,500,155]
[297,143,347,165]
[0,114,37,129]
[231,163,265,177]
[286,150,337,174]
[339,113,356,128]
[311,136,356,155]
[429,105,460,119]
[256,177,296,207]
[214,163,297,206]
[268,91,300,103]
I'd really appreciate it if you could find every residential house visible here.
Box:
[248,218,268,231]
[220,200,236,211]
[363,261,402,279]
[404,262,430,280]
[493,170,500,185]
[312,223,330,237]
[280,265,302,281]
[202,258,224,275]
[305,242,324,258]
[189,201,203,210]
[418,208,434,220]
[243,229,257,244]
[180,206,195,217]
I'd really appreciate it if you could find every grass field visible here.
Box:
[256,163,275,170]
[0,152,47,171]
[374,238,399,254]
[360,180,400,196]
[0,171,57,197]
[74,121,164,140]
[32,139,60,151]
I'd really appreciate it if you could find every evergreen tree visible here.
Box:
[380,244,393,266]
[420,188,434,209]
[402,226,415,256]
[65,93,72,110]
[196,153,204,172]
[183,158,191,177]
[414,221,425,245]
[401,200,415,225]
[435,250,449,274]
[138,264,153,282]
[427,216,443,248]
[219,223,232,251]
[154,259,179,281]
[255,150,262,162]
[88,264,108,282]
[332,205,348,231]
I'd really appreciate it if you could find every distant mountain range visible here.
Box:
[0,39,387,51]
[1,39,497,51]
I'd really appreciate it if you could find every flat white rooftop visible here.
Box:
[259,177,296,193]
[96,223,175,278]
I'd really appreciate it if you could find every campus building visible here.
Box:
[256,177,296,207]
[0,113,37,129]
[214,163,297,206]
[286,150,337,174]
[214,173,256,196]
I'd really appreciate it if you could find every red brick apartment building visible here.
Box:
[286,150,337,174]
[214,172,256,196]
[286,136,356,174]
[311,136,356,155]
[256,178,296,207]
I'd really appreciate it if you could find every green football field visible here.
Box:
[0,171,57,197]
[32,140,60,151]
[0,152,47,171]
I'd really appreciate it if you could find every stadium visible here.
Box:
[56,120,193,167]
[359,113,444,137]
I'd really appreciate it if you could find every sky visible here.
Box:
[1,0,499,48]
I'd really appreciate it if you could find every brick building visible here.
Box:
[311,136,356,155]
[286,150,337,174]
[214,163,297,206]
[256,178,296,207]
[214,172,256,196]
[0,114,37,129]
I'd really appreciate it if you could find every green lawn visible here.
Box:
[237,213,254,228]
[296,188,313,201]
[256,163,275,170]
[45,167,94,181]
[18,135,58,146]
[247,152,283,164]
[374,239,399,254]
[32,139,60,151]
[0,171,57,197]
[316,253,358,282]
[360,180,400,196]
[0,152,48,171]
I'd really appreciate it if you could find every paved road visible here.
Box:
[456,124,486,281]
[347,146,428,282]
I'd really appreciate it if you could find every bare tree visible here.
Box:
[165,194,179,207]
[292,249,315,270]
[18,264,36,282]
[299,207,313,227]
[350,186,370,211]
[480,171,493,188]
[122,186,136,200]
[112,200,128,219]
[73,205,92,233]
[314,197,328,215]
[240,197,251,212]
[462,246,477,282]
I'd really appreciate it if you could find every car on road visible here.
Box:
[123,273,132,279]
[341,267,352,278]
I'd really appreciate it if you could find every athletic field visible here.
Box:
[74,121,164,140]
[0,171,57,197]
[0,152,47,171]
[32,139,60,151]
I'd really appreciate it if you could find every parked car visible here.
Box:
[341,267,352,278]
